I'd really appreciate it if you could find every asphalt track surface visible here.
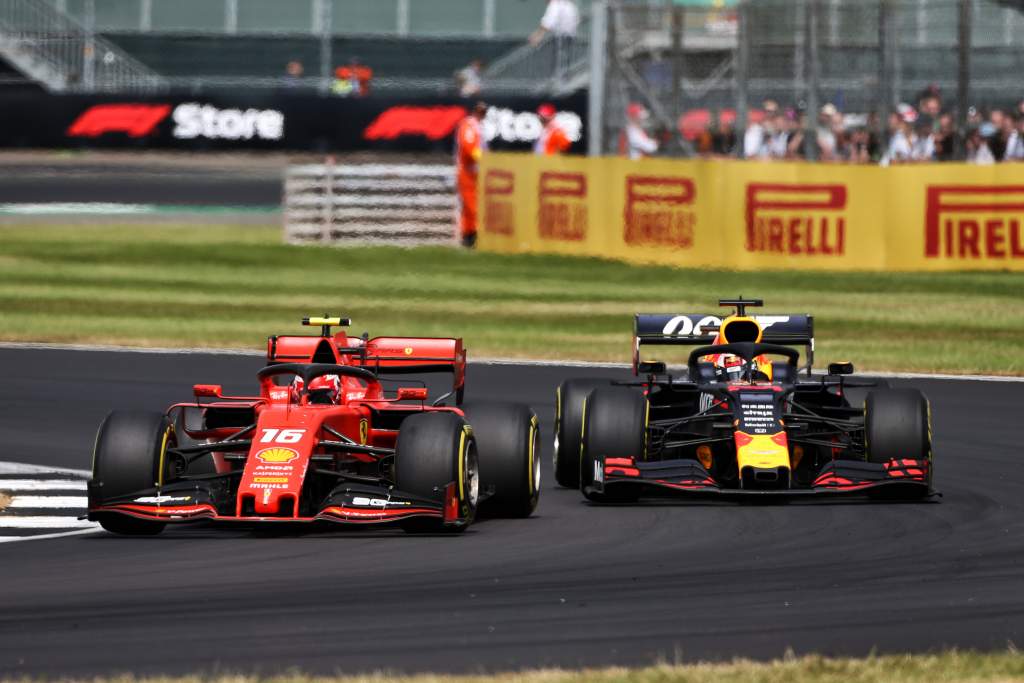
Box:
[0,159,280,205]
[1,347,1022,676]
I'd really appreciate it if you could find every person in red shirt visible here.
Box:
[455,101,488,248]
[534,103,571,155]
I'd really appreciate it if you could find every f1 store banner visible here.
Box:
[478,153,1024,272]
[0,91,585,152]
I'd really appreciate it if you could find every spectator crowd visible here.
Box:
[687,87,1024,164]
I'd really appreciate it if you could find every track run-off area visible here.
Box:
[0,346,1022,676]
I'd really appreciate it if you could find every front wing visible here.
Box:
[591,456,933,499]
[88,480,466,526]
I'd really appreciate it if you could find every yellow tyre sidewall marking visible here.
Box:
[528,416,539,494]
[156,423,174,488]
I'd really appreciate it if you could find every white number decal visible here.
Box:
[259,428,306,444]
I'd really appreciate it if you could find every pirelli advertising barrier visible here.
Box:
[478,153,1024,272]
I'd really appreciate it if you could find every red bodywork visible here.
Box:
[89,329,470,526]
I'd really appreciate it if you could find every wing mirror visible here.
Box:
[827,361,855,376]
[396,387,428,401]
[193,384,223,398]
[637,360,667,375]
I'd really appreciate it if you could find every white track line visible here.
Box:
[0,461,91,477]
[0,528,99,543]
[7,496,87,508]
[0,480,87,491]
[0,517,96,529]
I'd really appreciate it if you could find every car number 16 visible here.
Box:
[259,428,306,444]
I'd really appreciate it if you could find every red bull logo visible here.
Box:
[624,176,696,248]
[483,169,515,235]
[538,172,587,241]
[745,183,847,255]
[924,185,1024,259]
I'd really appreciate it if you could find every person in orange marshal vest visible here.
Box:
[455,101,488,248]
[534,103,572,155]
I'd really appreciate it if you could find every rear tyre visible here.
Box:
[580,387,649,503]
[91,411,173,536]
[865,389,932,465]
[462,402,540,518]
[394,412,478,533]
[554,379,610,489]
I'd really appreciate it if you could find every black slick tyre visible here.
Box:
[554,378,610,489]
[91,411,174,535]
[462,402,540,518]
[394,412,478,533]
[865,389,932,465]
[580,387,649,503]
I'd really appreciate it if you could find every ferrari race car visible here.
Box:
[88,317,540,535]
[554,298,934,501]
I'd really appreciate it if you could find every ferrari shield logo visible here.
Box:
[404,347,413,356]
[359,419,369,445]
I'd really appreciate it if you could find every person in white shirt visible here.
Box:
[966,127,995,165]
[455,59,482,98]
[529,0,579,77]
[623,103,658,160]
[882,107,917,165]
[530,0,579,43]
[1006,117,1024,161]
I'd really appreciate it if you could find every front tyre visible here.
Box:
[580,387,649,503]
[865,389,932,465]
[462,402,540,518]
[90,411,174,535]
[395,412,478,533]
[554,379,610,489]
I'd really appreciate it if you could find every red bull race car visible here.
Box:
[554,298,934,501]
[88,316,540,535]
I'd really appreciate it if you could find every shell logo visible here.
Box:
[255,447,299,464]
[404,347,414,356]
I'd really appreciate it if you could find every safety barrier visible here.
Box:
[478,153,1024,272]
[283,162,456,246]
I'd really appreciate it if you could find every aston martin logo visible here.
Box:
[255,447,299,464]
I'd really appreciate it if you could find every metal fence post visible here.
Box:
[734,0,749,158]
[956,0,971,160]
[83,0,95,91]
[319,0,332,95]
[804,0,820,161]
[877,0,892,135]
[670,6,683,136]
[588,0,608,157]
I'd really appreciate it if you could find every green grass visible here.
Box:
[5,651,1024,683]
[1,223,1022,375]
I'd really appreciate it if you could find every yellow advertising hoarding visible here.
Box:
[478,153,1024,272]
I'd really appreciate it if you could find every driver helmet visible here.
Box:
[707,316,772,382]
[290,374,342,404]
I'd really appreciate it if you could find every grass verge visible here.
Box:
[1,223,1022,375]
[4,651,1024,683]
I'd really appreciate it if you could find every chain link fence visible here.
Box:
[592,0,1024,161]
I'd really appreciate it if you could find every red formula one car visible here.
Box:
[88,317,540,535]
[553,299,934,502]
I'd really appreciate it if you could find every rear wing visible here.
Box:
[266,333,466,399]
[633,313,814,375]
